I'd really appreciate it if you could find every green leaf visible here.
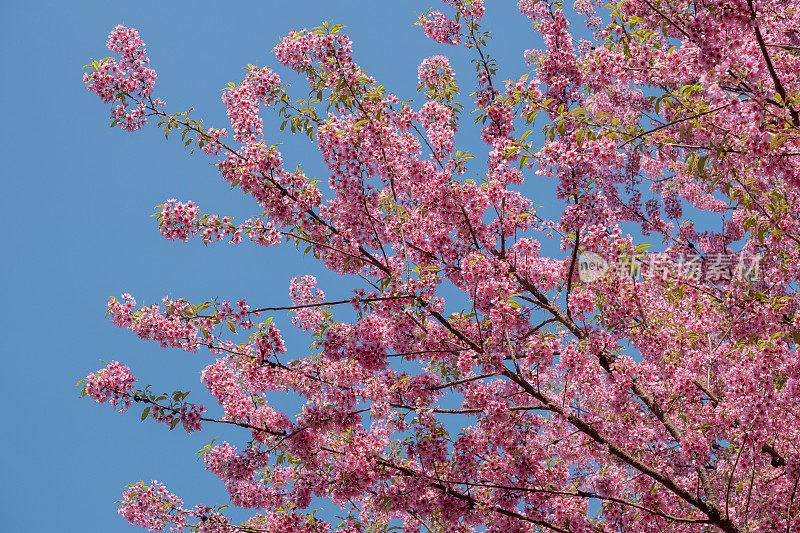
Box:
[696,155,707,173]
[141,407,151,421]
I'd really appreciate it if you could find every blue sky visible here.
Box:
[1,1,555,530]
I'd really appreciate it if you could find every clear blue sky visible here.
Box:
[1,1,548,530]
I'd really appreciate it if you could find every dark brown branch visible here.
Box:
[426,372,499,392]
[249,294,411,314]
[747,0,800,127]
[565,227,580,320]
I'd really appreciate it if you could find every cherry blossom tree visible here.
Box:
[80,0,800,531]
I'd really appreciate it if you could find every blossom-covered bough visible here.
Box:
[81,0,800,531]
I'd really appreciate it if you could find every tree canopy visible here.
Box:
[81,1,800,531]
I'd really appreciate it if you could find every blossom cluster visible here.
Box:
[158,199,200,242]
[107,294,202,351]
[118,481,192,532]
[222,66,281,143]
[417,55,455,96]
[83,25,164,131]
[147,401,205,433]
[418,11,461,45]
[156,199,281,247]
[84,361,136,411]
[288,275,326,332]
